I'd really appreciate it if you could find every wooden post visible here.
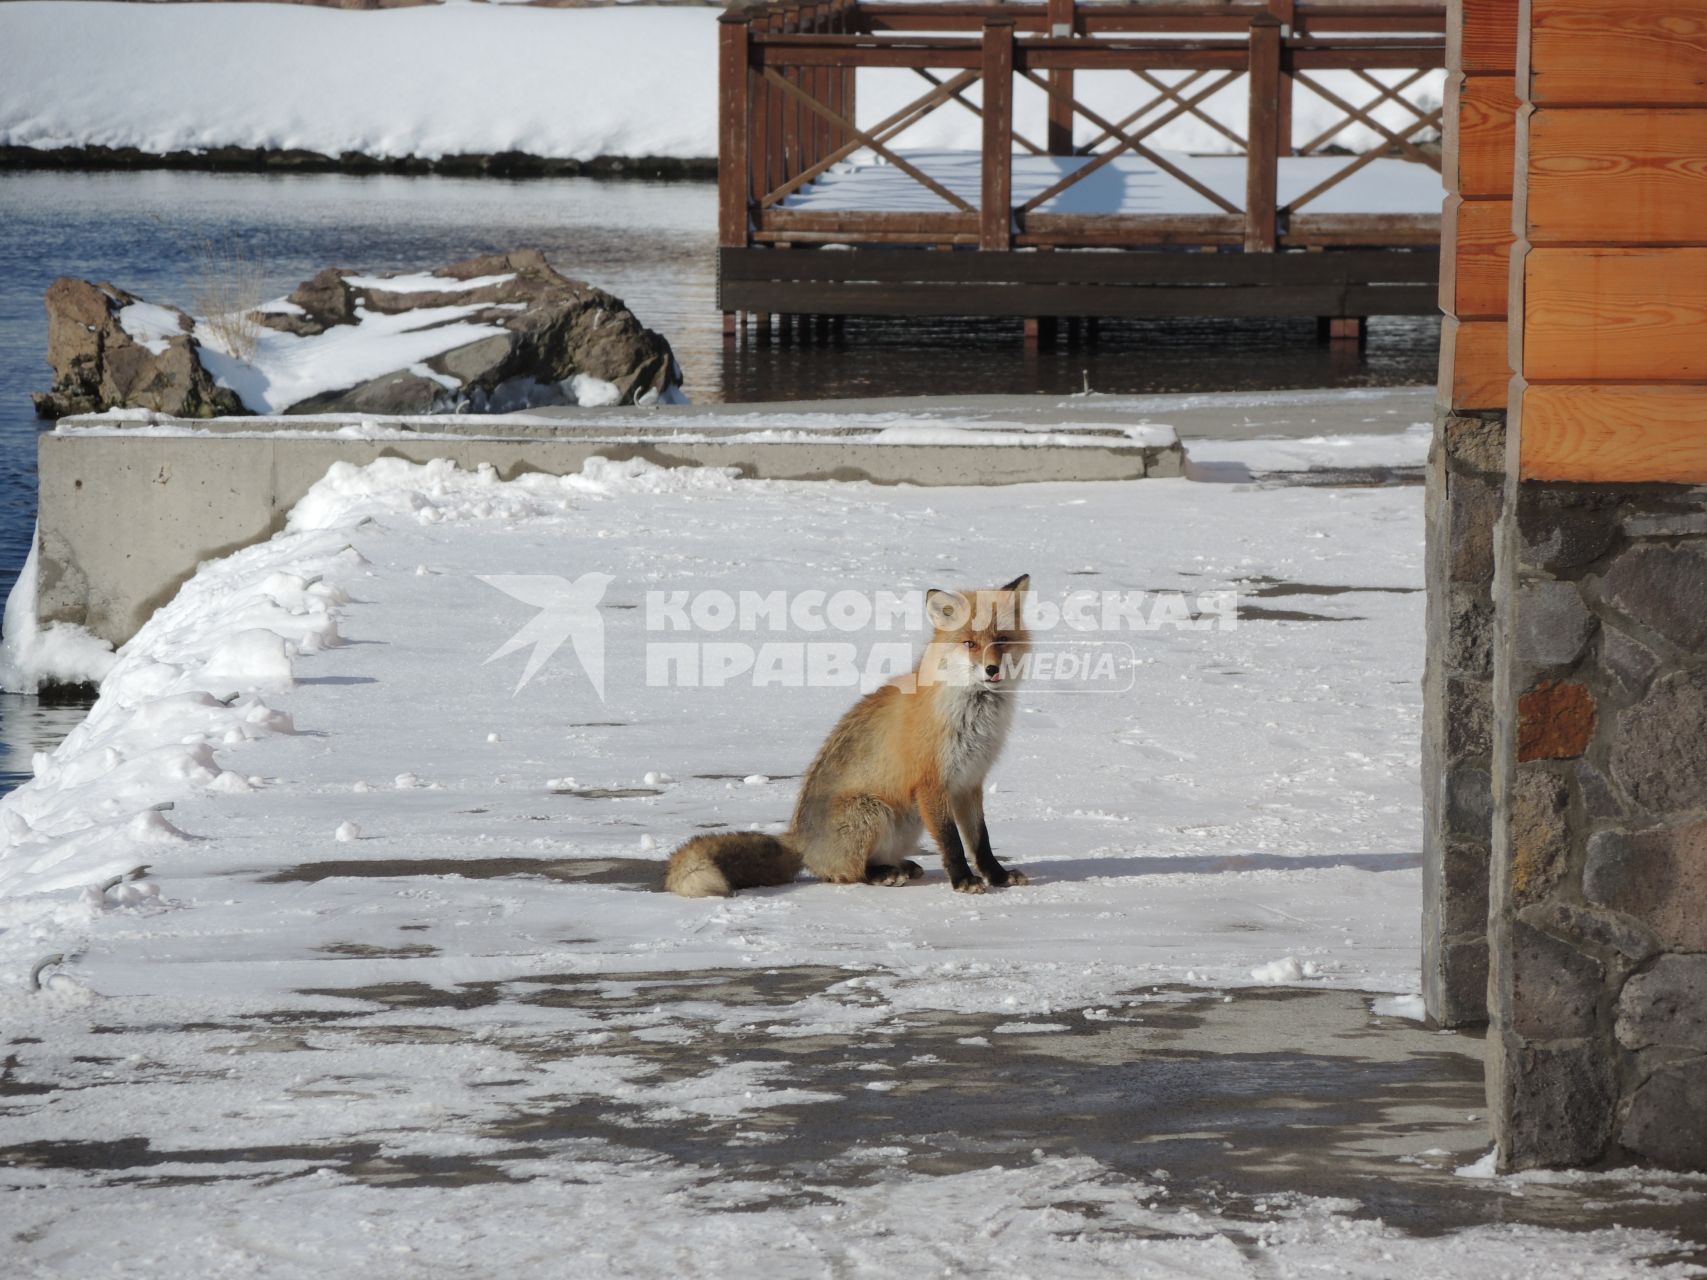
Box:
[1245,15,1282,252]
[1047,0,1076,155]
[762,9,785,199]
[981,19,1015,252]
[1267,0,1295,155]
[719,13,753,250]
[781,4,802,191]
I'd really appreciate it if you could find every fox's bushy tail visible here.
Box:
[664,831,804,898]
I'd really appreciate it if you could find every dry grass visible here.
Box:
[190,235,266,362]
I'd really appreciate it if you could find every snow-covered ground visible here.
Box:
[4,423,1702,1274]
[0,3,1442,163]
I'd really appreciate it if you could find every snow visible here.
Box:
[0,524,117,694]
[1,4,1441,164]
[116,300,187,356]
[4,423,1701,1275]
[787,149,1443,217]
[342,271,518,294]
[197,302,511,414]
[1373,992,1427,1021]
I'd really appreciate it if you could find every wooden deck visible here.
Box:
[716,0,1447,336]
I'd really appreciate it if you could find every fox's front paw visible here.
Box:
[1001,869,1030,887]
[952,877,988,895]
[900,859,924,880]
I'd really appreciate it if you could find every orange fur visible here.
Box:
[663,575,1032,897]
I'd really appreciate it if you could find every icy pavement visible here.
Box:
[4,449,1705,1275]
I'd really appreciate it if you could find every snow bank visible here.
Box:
[0,3,1440,162]
[0,527,116,694]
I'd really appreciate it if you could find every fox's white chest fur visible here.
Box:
[937,686,1014,791]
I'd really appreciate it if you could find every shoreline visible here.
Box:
[0,144,716,179]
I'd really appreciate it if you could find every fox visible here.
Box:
[664,574,1032,898]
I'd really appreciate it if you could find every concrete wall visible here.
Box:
[36,422,1177,646]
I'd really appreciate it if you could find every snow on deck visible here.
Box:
[784,149,1444,217]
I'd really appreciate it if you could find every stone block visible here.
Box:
[1584,821,1707,951]
[1514,580,1595,671]
[1441,839,1492,937]
[1430,937,1490,1027]
[1600,627,1660,699]
[1507,921,1603,1041]
[1516,489,1619,575]
[1574,759,1625,821]
[1495,1038,1616,1170]
[1444,765,1494,844]
[1610,670,1707,813]
[1443,413,1506,476]
[1617,956,1707,1051]
[1444,675,1492,760]
[1510,768,1570,908]
[1620,1059,1707,1169]
[1602,543,1707,653]
[1445,589,1494,677]
[1517,680,1596,762]
[1624,511,1707,538]
[1449,473,1501,584]
[1517,902,1661,966]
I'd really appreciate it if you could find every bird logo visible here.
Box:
[479,572,614,699]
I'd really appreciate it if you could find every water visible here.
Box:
[0,169,1440,792]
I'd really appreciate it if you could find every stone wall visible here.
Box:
[1422,410,1505,1026]
[1488,478,1707,1171]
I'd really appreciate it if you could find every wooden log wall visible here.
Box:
[1512,0,1707,482]
[1437,0,1517,411]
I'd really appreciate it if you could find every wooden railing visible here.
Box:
[719,0,1446,253]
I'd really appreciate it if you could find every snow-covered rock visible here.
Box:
[33,250,682,418]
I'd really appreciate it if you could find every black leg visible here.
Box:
[972,821,1028,888]
[930,814,983,894]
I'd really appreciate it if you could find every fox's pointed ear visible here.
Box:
[1001,573,1031,594]
[926,589,969,630]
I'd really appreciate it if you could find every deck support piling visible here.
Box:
[981,19,1016,253]
[1245,14,1283,253]
[1046,0,1077,154]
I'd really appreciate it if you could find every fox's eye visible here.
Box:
[964,639,977,649]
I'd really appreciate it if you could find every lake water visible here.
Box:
[0,169,1440,793]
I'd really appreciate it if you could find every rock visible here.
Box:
[32,278,247,419]
[1609,669,1707,813]
[34,249,682,418]
[1600,627,1659,699]
[1492,1037,1616,1170]
[1514,579,1595,671]
[1620,1060,1707,1169]
[1442,413,1505,477]
[1516,680,1596,762]
[1583,821,1707,951]
[1507,921,1602,1041]
[1516,488,1619,575]
[1509,768,1569,908]
[270,250,680,413]
[1617,956,1707,1052]
[1448,472,1500,583]
[1601,543,1707,652]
